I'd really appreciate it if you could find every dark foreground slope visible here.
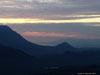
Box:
[36,65,100,75]
[0,44,34,74]
[34,50,100,75]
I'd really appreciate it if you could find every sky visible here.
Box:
[0,0,100,47]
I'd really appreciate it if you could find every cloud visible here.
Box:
[88,23,100,27]
[22,32,79,38]
[0,0,100,20]
[22,31,100,39]
[10,23,100,36]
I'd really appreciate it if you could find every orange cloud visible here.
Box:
[22,32,100,39]
[22,32,79,38]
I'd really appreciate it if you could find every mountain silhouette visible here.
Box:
[57,42,74,49]
[0,25,74,55]
[0,25,46,55]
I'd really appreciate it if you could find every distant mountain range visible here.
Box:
[0,25,74,55]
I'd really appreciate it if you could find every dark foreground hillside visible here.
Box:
[34,65,100,75]
[1,44,100,75]
[0,44,34,75]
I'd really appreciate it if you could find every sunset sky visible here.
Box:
[0,0,100,47]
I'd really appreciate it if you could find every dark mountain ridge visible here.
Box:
[0,25,74,55]
[56,42,74,50]
[0,25,46,54]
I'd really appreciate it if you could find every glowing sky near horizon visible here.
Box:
[0,17,100,24]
